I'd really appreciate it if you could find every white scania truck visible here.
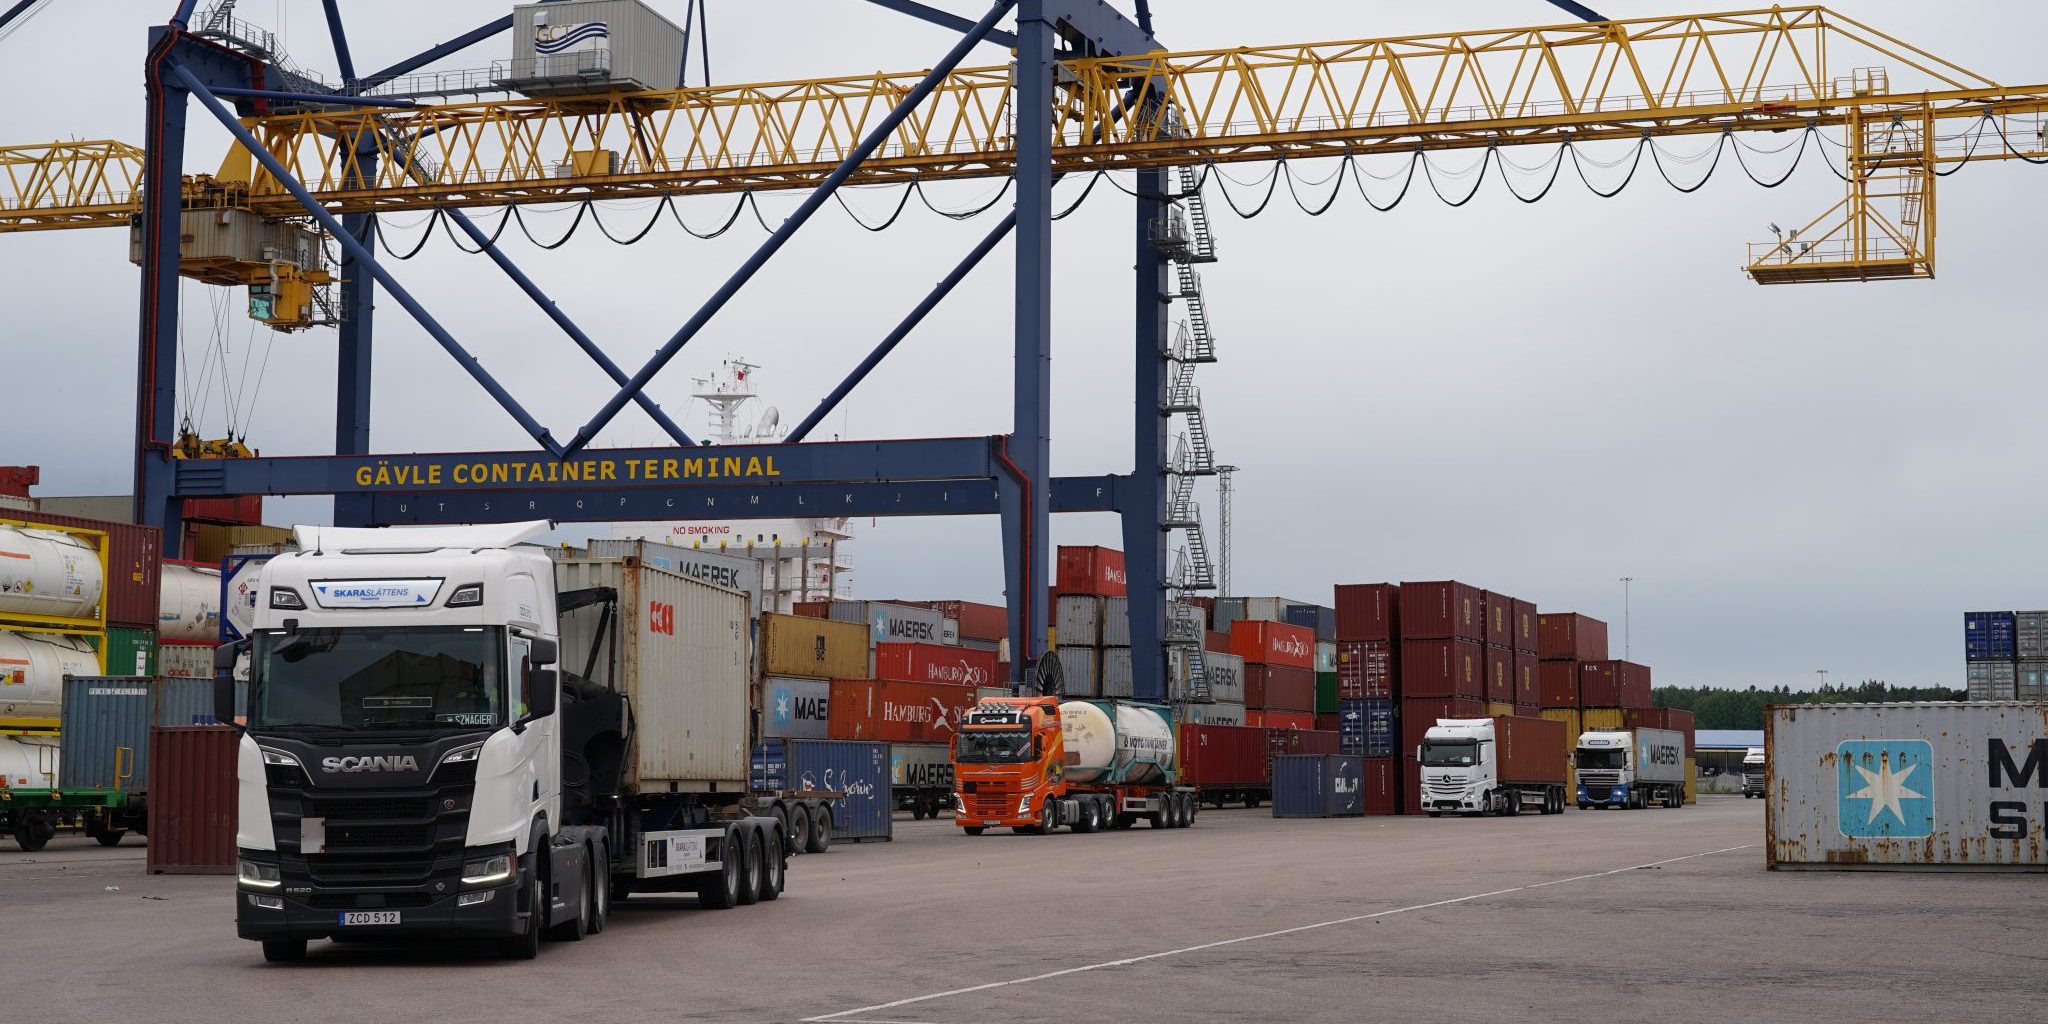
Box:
[1742,746,1767,798]
[1574,728,1688,810]
[222,522,815,962]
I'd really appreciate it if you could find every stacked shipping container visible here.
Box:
[1963,610,2046,700]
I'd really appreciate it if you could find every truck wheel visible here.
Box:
[261,939,307,963]
[1245,794,1261,809]
[12,813,55,852]
[735,827,763,906]
[962,826,986,836]
[498,869,544,959]
[588,843,610,934]
[788,804,812,856]
[805,807,832,854]
[699,837,742,910]
[1427,811,1442,818]
[549,857,592,941]
[911,801,927,821]
[1074,801,1099,833]
[759,829,784,901]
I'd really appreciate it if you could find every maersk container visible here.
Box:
[1183,701,1246,726]
[830,600,946,646]
[586,537,762,619]
[504,0,686,95]
[1201,651,1245,704]
[1966,661,2017,701]
[761,676,832,739]
[1272,754,1365,818]
[59,676,152,791]
[555,558,750,787]
[1766,702,2048,870]
[1964,611,2018,661]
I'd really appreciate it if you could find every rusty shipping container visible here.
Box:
[1538,613,1608,662]
[1336,640,1394,700]
[1333,583,1398,642]
[1398,581,1482,641]
[1400,639,1484,699]
[2,507,160,629]
[1766,702,2048,871]
[760,612,869,679]
[872,642,1000,688]
[1480,591,1513,649]
[147,725,239,874]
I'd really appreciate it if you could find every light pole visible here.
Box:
[1817,668,1829,690]
[1619,577,1633,660]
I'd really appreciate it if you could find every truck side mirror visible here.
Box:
[512,666,558,734]
[530,636,558,667]
[213,638,248,729]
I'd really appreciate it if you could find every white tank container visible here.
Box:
[0,524,104,623]
[1059,700,1175,785]
[0,734,60,787]
[157,563,222,642]
[0,630,97,723]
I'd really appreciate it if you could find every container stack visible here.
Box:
[1397,581,1488,814]
[1332,583,1398,808]
[1964,610,2022,700]
[1231,618,1316,730]
[1051,545,1127,696]
[760,611,868,745]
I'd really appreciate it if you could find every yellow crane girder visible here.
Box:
[1,6,2045,281]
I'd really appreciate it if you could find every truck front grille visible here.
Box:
[964,791,1014,818]
[269,773,473,888]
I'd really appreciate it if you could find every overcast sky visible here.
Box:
[4,1,2045,690]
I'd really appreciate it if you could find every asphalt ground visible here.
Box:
[1,796,2037,1023]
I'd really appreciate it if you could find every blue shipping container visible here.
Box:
[1964,611,2017,661]
[1285,604,1337,642]
[1337,698,1395,757]
[59,677,154,791]
[1272,754,1366,818]
[751,738,891,842]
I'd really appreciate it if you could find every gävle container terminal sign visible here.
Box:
[291,439,994,493]
[350,453,785,489]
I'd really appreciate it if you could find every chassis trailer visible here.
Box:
[223,524,810,962]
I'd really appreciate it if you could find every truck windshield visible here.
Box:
[1576,749,1628,770]
[250,626,505,731]
[1421,740,1479,766]
[955,729,1033,764]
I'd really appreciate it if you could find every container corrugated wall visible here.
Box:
[1767,702,2048,870]
[58,676,152,790]
[1272,754,1365,818]
[759,612,868,680]
[155,675,241,726]
[99,626,156,677]
[783,738,891,841]
[556,558,750,787]
[147,725,239,874]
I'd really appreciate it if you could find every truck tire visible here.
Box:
[12,813,55,852]
[911,800,928,821]
[962,826,986,836]
[1245,793,1262,809]
[806,807,832,854]
[549,856,592,941]
[588,842,610,934]
[699,837,742,910]
[499,869,544,959]
[1178,794,1195,828]
[788,804,812,856]
[1074,800,1100,833]
[261,939,307,963]
[735,827,763,906]
[759,829,784,901]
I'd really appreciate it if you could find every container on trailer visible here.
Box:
[786,738,890,841]
[1337,698,1394,757]
[1056,594,1104,647]
[586,537,762,614]
[1202,651,1246,704]
[1272,754,1365,818]
[58,676,152,790]
[157,640,214,679]
[1183,701,1246,726]
[1244,664,1316,711]
[1055,647,1098,696]
[1967,661,2017,701]
[1334,583,1398,642]
[1316,671,1338,714]
[1964,611,2018,661]
[1285,604,1337,642]
[761,676,832,739]
[759,611,868,680]
[1511,599,1538,654]
[1399,581,1482,641]
[555,557,750,786]
[1480,591,1514,648]
[1400,638,1483,699]
[1539,613,1608,662]
[1539,659,1579,707]
[1580,660,1651,709]
[0,629,98,727]
[1484,647,1513,702]
[1,509,158,629]
[1514,652,1538,707]
[1056,545,1126,596]
[873,642,999,688]
[157,562,222,642]
[147,725,239,874]
[1101,647,1134,698]
[1336,640,1393,699]
[1362,757,1398,815]
[1492,714,1569,783]
[0,521,106,628]
[1231,620,1315,669]
[1765,702,2048,869]
[1177,722,1269,788]
[827,678,982,745]
[891,742,953,793]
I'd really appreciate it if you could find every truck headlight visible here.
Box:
[238,860,282,890]
[259,748,302,768]
[1016,795,1031,816]
[461,853,514,887]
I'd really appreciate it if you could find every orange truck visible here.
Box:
[950,696,1197,834]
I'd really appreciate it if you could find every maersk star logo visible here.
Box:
[773,688,792,724]
[1837,740,1934,839]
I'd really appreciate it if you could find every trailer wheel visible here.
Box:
[261,939,307,963]
[805,806,832,854]
[588,842,610,934]
[735,827,763,906]
[788,804,812,856]
[1245,794,1261,809]
[699,835,742,910]
[12,813,55,852]
[1504,789,1520,816]
[759,828,784,901]
[911,800,927,821]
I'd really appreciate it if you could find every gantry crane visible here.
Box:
[0,2,2044,699]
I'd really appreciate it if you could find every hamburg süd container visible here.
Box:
[873,642,999,688]
[1399,581,1483,642]
[1538,613,1608,662]
[1766,702,2048,870]
[827,678,983,745]
[1230,619,1315,669]
[0,629,98,729]
[1336,640,1393,700]
[58,676,152,791]
[555,557,750,787]
[1964,611,2017,661]
[759,612,868,680]
[1400,638,1483,699]
[1333,583,1398,642]
[1272,754,1366,818]
[1056,545,1127,597]
[761,676,832,739]
[0,508,159,629]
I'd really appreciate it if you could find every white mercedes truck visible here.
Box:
[222,522,808,962]
[1574,728,1687,810]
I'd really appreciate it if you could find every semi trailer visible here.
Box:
[952,696,1197,834]
[1416,716,1569,816]
[1575,728,1688,809]
[222,522,821,963]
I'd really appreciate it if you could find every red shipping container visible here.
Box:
[147,725,239,874]
[1314,713,1340,732]
[791,600,831,619]
[873,642,1000,687]
[1399,638,1484,698]
[923,600,1007,641]
[1578,660,1652,709]
[1267,727,1341,760]
[1513,652,1539,706]
[1336,640,1394,700]
[1511,599,1538,655]
[0,507,161,630]
[1250,710,1316,731]
[1538,613,1609,661]
[1333,583,1398,642]
[183,494,263,526]
[1244,664,1316,711]
[1231,619,1315,668]
[1481,591,1513,648]
[1398,581,1483,641]
[1484,646,1514,702]
[1491,715,1568,784]
[828,678,984,745]
[1539,660,1580,707]
[1204,630,1233,655]
[1177,723,1271,787]
[1056,545,1126,597]
[1664,708,1696,753]
[1361,757,1398,816]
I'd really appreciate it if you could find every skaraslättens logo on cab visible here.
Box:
[1836,739,1934,839]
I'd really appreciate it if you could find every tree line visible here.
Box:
[1651,680,1964,730]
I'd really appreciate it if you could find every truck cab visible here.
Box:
[1742,746,1767,798]
[1575,728,1687,810]
[952,697,1063,834]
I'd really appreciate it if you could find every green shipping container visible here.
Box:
[98,627,157,677]
[1316,670,1339,714]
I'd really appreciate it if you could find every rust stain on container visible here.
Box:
[146,725,240,875]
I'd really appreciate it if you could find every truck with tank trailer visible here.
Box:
[951,695,1197,833]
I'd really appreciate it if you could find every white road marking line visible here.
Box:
[804,844,1755,1023]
